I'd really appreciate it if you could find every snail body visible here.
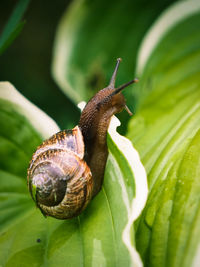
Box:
[27,58,138,219]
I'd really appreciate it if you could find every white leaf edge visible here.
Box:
[136,0,200,75]
[193,244,200,267]
[0,82,60,139]
[108,117,148,267]
[52,0,85,103]
[78,101,148,267]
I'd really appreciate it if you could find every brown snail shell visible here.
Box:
[27,126,93,219]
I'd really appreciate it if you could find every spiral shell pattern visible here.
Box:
[27,126,93,219]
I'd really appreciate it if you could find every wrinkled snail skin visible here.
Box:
[79,87,126,197]
[27,58,138,219]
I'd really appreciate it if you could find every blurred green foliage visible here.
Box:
[0,0,30,55]
[52,0,177,133]
[0,0,79,130]
[0,0,177,133]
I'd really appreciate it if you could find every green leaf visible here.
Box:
[0,83,147,266]
[127,1,200,266]
[52,0,176,105]
[0,82,60,235]
[0,82,60,139]
[0,0,30,55]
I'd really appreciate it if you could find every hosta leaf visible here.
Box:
[0,82,59,234]
[52,0,176,106]
[127,1,200,266]
[0,82,60,140]
[0,83,147,266]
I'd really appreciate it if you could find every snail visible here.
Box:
[27,58,138,219]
